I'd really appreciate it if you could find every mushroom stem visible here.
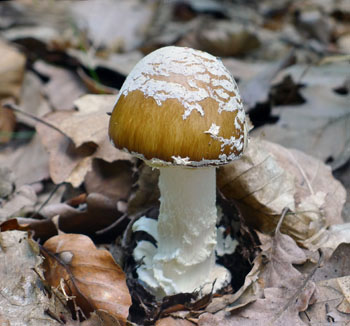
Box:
[153,166,220,294]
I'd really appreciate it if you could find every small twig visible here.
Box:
[30,183,63,218]
[3,102,68,137]
[95,213,128,235]
[275,207,290,234]
[44,309,64,324]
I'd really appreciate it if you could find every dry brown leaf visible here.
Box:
[40,193,123,235]
[80,310,125,326]
[156,317,195,326]
[34,61,87,111]
[127,163,160,216]
[0,166,14,198]
[217,137,346,243]
[70,0,153,52]
[0,39,26,100]
[254,84,350,169]
[200,217,316,326]
[17,71,52,127]
[302,223,350,252]
[68,49,143,79]
[0,185,37,223]
[0,132,50,187]
[301,244,350,324]
[0,102,16,143]
[36,95,132,187]
[0,230,68,326]
[301,277,350,324]
[42,233,131,325]
[85,160,133,202]
[239,50,295,110]
[196,20,260,57]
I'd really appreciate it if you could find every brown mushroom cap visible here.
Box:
[109,46,246,167]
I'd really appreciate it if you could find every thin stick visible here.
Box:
[30,183,63,218]
[3,102,68,137]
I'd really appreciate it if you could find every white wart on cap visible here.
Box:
[109,46,246,167]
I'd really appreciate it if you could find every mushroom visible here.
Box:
[109,46,247,297]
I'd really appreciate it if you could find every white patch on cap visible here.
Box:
[204,123,220,137]
[118,46,244,121]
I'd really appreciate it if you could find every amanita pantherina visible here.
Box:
[109,46,247,297]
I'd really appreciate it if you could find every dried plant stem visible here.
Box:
[3,102,67,137]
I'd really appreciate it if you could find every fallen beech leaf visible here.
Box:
[303,223,350,252]
[200,216,316,326]
[17,72,51,127]
[240,50,295,110]
[0,231,68,326]
[302,244,350,324]
[40,192,123,235]
[313,243,350,282]
[254,84,350,169]
[85,160,133,202]
[70,0,153,52]
[34,61,87,111]
[36,95,132,187]
[156,317,195,326]
[197,20,260,57]
[0,132,50,187]
[302,277,350,324]
[217,137,346,243]
[0,185,37,223]
[81,310,125,326]
[0,166,14,198]
[127,163,160,216]
[0,102,16,143]
[0,217,56,242]
[0,39,26,99]
[337,276,350,313]
[42,233,131,325]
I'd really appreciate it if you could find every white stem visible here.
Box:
[154,166,218,294]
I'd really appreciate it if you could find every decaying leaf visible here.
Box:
[0,230,68,326]
[156,317,195,326]
[0,185,37,223]
[0,39,26,99]
[127,163,160,216]
[40,192,124,235]
[85,159,133,202]
[196,20,260,57]
[239,50,295,110]
[302,244,350,324]
[217,137,346,243]
[42,233,132,325]
[36,94,132,187]
[0,166,14,198]
[255,84,350,169]
[33,61,87,111]
[199,215,316,326]
[17,71,52,127]
[303,223,350,252]
[0,132,50,187]
[0,101,16,143]
[70,0,153,52]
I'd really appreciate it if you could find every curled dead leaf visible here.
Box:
[0,231,69,326]
[36,95,132,187]
[42,233,131,325]
[156,317,195,326]
[217,137,346,243]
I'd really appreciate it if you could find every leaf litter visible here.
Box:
[0,0,350,325]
